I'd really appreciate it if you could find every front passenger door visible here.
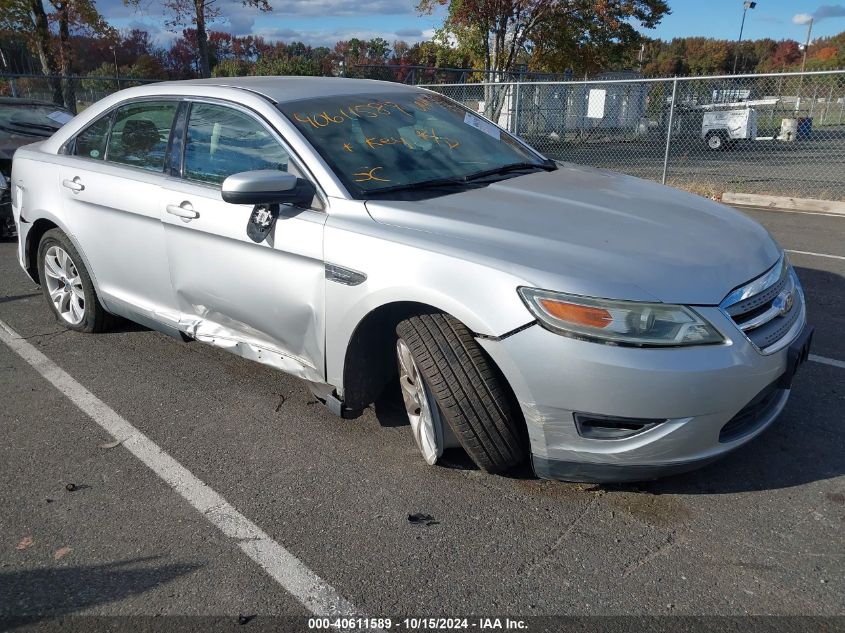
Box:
[160,100,327,380]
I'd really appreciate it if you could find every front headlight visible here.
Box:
[518,287,724,347]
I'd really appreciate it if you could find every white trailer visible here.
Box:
[697,99,779,150]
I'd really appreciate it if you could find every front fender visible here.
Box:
[323,220,534,390]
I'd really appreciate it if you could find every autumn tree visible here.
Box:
[126,0,272,78]
[0,0,63,103]
[51,0,113,111]
[0,0,111,109]
[419,0,669,118]
[531,0,670,75]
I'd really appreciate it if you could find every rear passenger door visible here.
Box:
[160,100,327,381]
[58,99,181,333]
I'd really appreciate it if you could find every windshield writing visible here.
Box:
[279,92,542,197]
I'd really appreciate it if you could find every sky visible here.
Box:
[649,1,845,43]
[104,0,845,49]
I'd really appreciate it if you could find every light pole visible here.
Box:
[733,1,757,74]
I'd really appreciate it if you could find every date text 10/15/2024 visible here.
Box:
[307,617,529,630]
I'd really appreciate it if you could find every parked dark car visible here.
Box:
[0,98,73,237]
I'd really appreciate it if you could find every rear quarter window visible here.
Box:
[73,115,112,160]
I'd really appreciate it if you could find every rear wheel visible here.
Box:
[37,229,112,333]
[395,313,528,473]
[706,130,728,151]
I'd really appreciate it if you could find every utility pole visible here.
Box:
[796,17,814,112]
[800,17,814,74]
[733,1,756,74]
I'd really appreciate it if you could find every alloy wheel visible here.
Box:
[43,245,85,325]
[396,338,445,465]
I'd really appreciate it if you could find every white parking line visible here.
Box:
[810,354,845,370]
[0,318,361,621]
[786,249,845,261]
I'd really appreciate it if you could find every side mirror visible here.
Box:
[222,170,317,243]
[221,170,314,206]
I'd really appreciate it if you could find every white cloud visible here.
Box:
[793,4,845,25]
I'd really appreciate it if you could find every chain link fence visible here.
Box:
[0,73,160,112]
[423,70,845,201]
[3,70,844,200]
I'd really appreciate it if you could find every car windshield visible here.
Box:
[278,91,549,199]
[0,102,71,142]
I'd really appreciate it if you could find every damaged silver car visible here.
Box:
[10,77,812,482]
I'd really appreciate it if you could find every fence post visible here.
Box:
[513,80,521,135]
[662,78,678,186]
[809,85,818,117]
[823,85,833,124]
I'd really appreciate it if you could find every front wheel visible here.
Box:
[37,229,112,333]
[395,313,528,473]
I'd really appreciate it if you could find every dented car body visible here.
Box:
[11,77,812,482]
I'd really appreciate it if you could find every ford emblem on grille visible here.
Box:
[773,290,794,316]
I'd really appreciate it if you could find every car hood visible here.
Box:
[364,163,781,305]
[1,134,52,163]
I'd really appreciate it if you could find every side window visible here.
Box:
[184,103,291,186]
[106,101,178,172]
[73,115,111,160]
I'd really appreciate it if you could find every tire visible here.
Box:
[705,131,727,151]
[395,313,528,473]
[37,228,112,333]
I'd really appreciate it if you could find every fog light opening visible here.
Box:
[574,413,666,440]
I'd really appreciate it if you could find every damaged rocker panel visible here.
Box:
[181,320,321,382]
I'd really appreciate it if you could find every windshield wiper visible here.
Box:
[364,176,478,197]
[463,160,557,182]
[0,123,46,137]
[362,159,556,198]
[9,121,60,132]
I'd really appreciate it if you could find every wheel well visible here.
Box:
[341,303,528,451]
[25,219,59,283]
[341,301,438,411]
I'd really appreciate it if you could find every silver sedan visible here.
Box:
[10,77,813,482]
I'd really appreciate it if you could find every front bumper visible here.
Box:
[478,305,809,483]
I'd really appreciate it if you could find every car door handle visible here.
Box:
[166,202,199,220]
[62,177,84,193]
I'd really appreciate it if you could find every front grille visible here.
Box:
[721,255,803,353]
[719,381,785,443]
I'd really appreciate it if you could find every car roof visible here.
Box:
[154,76,419,104]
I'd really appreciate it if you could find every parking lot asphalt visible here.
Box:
[538,131,845,200]
[0,206,843,626]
